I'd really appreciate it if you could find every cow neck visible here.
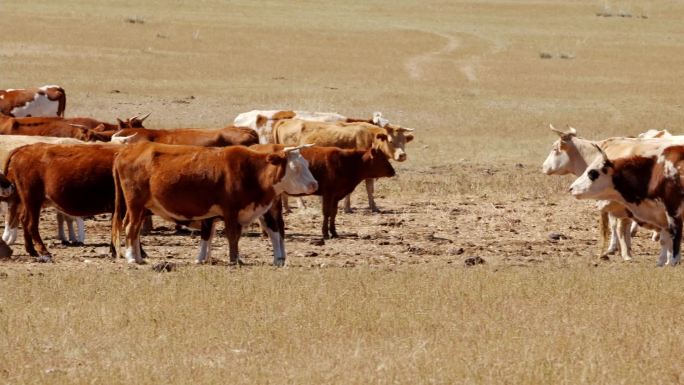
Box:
[260,156,285,199]
[612,156,656,205]
[568,136,600,176]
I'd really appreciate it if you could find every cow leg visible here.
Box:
[322,195,332,239]
[124,209,145,264]
[282,194,292,214]
[0,238,12,259]
[76,217,85,244]
[56,212,68,244]
[196,219,216,264]
[605,214,618,256]
[667,214,682,266]
[65,214,78,244]
[652,231,660,242]
[343,194,353,213]
[297,197,307,210]
[657,230,672,267]
[630,221,639,237]
[329,199,340,239]
[224,219,243,265]
[2,201,19,245]
[365,179,380,213]
[616,218,633,261]
[260,200,285,266]
[141,215,153,235]
[22,203,50,261]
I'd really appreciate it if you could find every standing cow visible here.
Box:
[111,143,318,265]
[273,119,413,212]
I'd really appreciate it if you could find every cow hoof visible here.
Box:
[274,259,285,267]
[370,207,380,213]
[599,255,610,261]
[36,255,53,263]
[0,244,12,258]
[61,240,71,246]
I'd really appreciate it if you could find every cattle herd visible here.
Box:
[0,85,414,265]
[4,85,684,268]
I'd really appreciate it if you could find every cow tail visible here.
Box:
[111,163,124,259]
[57,87,66,117]
[599,209,610,257]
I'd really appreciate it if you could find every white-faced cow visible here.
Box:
[273,119,413,213]
[111,143,318,266]
[0,85,66,117]
[570,144,684,266]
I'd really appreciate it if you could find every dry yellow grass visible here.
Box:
[2,0,684,383]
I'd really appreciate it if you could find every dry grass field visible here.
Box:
[2,0,684,383]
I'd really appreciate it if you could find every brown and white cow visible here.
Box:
[4,143,122,261]
[110,125,258,147]
[273,119,413,212]
[111,143,318,265]
[233,110,391,144]
[570,145,684,266]
[252,144,395,239]
[0,85,66,117]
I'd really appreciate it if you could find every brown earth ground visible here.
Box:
[2,1,684,384]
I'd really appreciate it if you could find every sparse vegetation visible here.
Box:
[2,0,684,383]
[124,15,145,24]
[539,52,553,59]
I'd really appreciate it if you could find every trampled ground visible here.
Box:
[2,1,684,383]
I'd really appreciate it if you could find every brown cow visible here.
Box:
[0,115,114,141]
[67,112,150,131]
[252,144,395,239]
[0,85,66,117]
[110,125,258,147]
[4,143,122,261]
[111,143,318,265]
[273,119,412,212]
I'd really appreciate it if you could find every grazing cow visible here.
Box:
[0,85,66,117]
[5,143,122,261]
[0,135,89,245]
[570,145,684,266]
[273,119,413,212]
[542,125,681,260]
[0,115,112,141]
[233,110,391,144]
[111,143,318,265]
[110,125,258,147]
[252,144,396,239]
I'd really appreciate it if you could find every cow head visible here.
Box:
[269,145,318,195]
[542,124,582,175]
[373,125,414,162]
[117,112,150,129]
[569,144,617,200]
[363,148,396,178]
[71,124,112,142]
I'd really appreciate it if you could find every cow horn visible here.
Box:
[398,127,415,132]
[549,124,564,135]
[283,144,313,153]
[592,143,610,163]
[111,133,138,144]
[566,126,577,136]
[69,124,89,129]
[138,112,151,122]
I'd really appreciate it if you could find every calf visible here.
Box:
[570,145,684,266]
[111,143,317,265]
[252,144,396,239]
[5,143,121,261]
[110,125,258,147]
[0,85,66,117]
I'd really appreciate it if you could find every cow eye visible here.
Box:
[588,169,599,181]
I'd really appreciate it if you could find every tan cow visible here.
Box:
[273,119,413,212]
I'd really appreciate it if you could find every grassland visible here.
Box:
[2,0,684,383]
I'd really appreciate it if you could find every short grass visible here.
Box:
[2,0,684,383]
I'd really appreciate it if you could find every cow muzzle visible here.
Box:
[306,181,319,194]
[395,152,407,162]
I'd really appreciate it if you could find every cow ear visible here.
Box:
[117,118,125,127]
[405,133,414,143]
[375,133,388,142]
[256,114,268,128]
[266,153,287,166]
